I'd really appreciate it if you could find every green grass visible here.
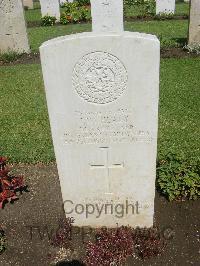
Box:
[25,7,66,22]
[175,2,189,16]
[0,52,22,63]
[33,1,41,9]
[28,23,91,52]
[0,59,199,163]
[25,2,189,23]
[25,8,41,22]
[28,20,188,52]
[126,20,188,47]
[0,64,54,163]
[125,2,189,17]
[158,59,200,159]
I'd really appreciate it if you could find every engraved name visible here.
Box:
[64,109,153,144]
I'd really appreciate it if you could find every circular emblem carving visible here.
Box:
[72,51,128,104]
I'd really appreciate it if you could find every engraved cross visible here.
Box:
[90,147,124,194]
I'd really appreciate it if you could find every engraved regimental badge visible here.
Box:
[72,51,128,104]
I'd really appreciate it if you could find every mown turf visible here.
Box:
[125,2,189,17]
[158,58,200,159]
[126,20,188,47]
[28,20,188,52]
[24,2,189,23]
[0,59,199,163]
[0,64,54,163]
[28,23,91,52]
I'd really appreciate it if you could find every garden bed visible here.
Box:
[0,164,199,265]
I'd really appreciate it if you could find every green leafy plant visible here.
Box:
[157,152,200,201]
[184,44,200,55]
[60,2,91,24]
[41,15,57,26]
[0,230,6,254]
[75,0,90,6]
[0,51,21,63]
[156,12,174,19]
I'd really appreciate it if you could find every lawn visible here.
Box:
[24,2,189,22]
[0,59,199,163]
[125,2,189,17]
[28,20,188,52]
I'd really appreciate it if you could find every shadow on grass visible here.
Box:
[172,37,188,47]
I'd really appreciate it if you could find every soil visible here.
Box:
[27,15,188,28]
[27,21,42,28]
[161,48,200,58]
[0,53,40,66]
[125,15,188,22]
[0,49,199,67]
[0,164,199,266]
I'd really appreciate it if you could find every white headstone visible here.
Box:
[188,0,200,46]
[23,0,33,9]
[91,0,123,33]
[40,0,160,228]
[40,0,60,20]
[0,0,30,54]
[60,0,73,4]
[156,0,176,15]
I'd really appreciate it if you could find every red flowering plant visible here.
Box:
[84,226,166,265]
[84,226,134,266]
[0,157,27,209]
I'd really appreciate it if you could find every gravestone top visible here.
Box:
[91,0,124,33]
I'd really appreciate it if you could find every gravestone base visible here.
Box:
[40,31,160,228]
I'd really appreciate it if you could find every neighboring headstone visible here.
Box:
[0,0,30,54]
[59,0,66,5]
[91,0,123,33]
[40,0,60,20]
[40,0,160,228]
[23,0,34,9]
[156,0,176,15]
[184,0,190,3]
[60,0,73,5]
[188,0,200,46]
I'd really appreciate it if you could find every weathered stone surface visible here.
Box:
[40,0,60,20]
[91,0,123,33]
[40,0,160,228]
[188,0,200,46]
[23,0,33,9]
[156,0,176,15]
[59,0,73,4]
[0,0,30,53]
